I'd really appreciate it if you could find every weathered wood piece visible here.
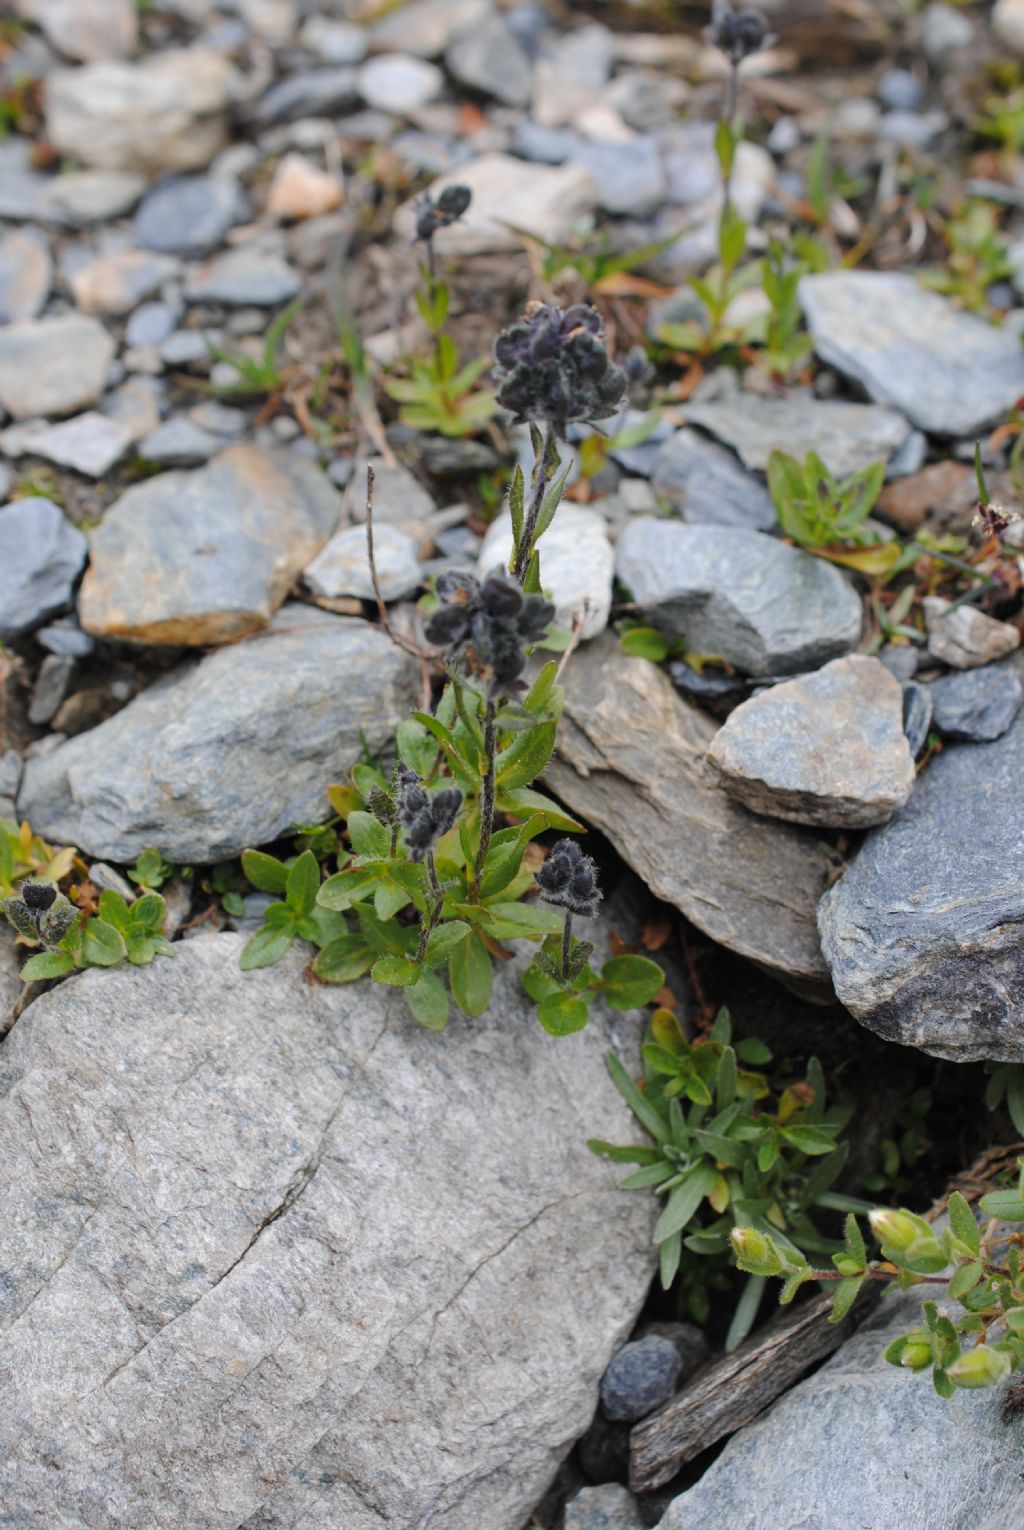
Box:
[629,1286,879,1492]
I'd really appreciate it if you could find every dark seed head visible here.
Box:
[493,302,629,437]
[707,4,771,63]
[535,839,601,919]
[22,881,57,911]
[414,183,473,243]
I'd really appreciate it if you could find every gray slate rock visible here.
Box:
[929,664,1024,741]
[46,50,235,173]
[304,522,422,602]
[18,607,418,862]
[0,749,23,817]
[799,272,1024,436]
[78,444,340,646]
[819,706,1024,1059]
[707,656,915,828]
[572,138,667,218]
[133,173,247,256]
[615,519,863,677]
[903,680,934,757]
[924,595,1021,669]
[600,1335,682,1423]
[186,245,302,307]
[124,300,177,347]
[0,498,87,640]
[544,636,831,996]
[651,428,776,532]
[137,416,223,467]
[478,505,613,641]
[2,412,134,478]
[655,1290,1024,1530]
[446,13,533,106]
[357,54,443,113]
[565,1484,645,1530]
[0,229,51,323]
[683,394,912,478]
[251,66,358,125]
[0,313,114,420]
[0,932,654,1530]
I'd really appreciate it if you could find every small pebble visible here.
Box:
[599,1335,682,1424]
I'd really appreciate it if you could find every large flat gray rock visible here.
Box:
[78,445,341,646]
[17,607,419,863]
[0,933,654,1529]
[707,656,915,828]
[656,1289,1024,1530]
[615,519,862,677]
[683,393,912,477]
[650,428,776,532]
[0,313,114,420]
[819,707,1024,1060]
[544,637,832,996]
[799,272,1024,437]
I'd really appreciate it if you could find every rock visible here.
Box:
[477,505,613,642]
[655,1288,1024,1530]
[16,0,138,61]
[880,109,949,148]
[185,245,302,307]
[133,174,246,256]
[668,660,750,718]
[0,313,114,420]
[650,129,772,281]
[877,67,923,111]
[706,656,915,829]
[19,607,418,861]
[876,460,971,533]
[924,595,1021,669]
[102,375,164,441]
[572,138,667,218]
[299,16,368,63]
[639,1320,710,1378]
[921,3,974,65]
[565,1484,645,1530]
[0,497,87,640]
[903,680,933,757]
[358,53,443,114]
[0,140,50,223]
[265,153,343,220]
[28,652,76,726]
[70,250,178,317]
[616,519,863,678]
[42,169,147,226]
[544,637,831,996]
[305,522,421,602]
[601,1336,682,1424]
[446,13,533,106]
[650,429,776,533]
[1,412,134,478]
[0,931,21,1035]
[682,394,912,478]
[799,272,1024,437]
[78,444,340,647]
[345,454,437,524]
[819,704,1024,1060]
[533,23,614,129]
[251,67,358,126]
[0,931,654,1528]
[125,300,177,348]
[994,0,1024,55]
[0,750,22,817]
[46,50,236,174]
[392,154,596,256]
[373,0,488,57]
[137,416,223,467]
[0,230,51,323]
[929,664,1024,741]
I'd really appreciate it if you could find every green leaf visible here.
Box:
[948,1191,981,1255]
[600,954,664,1011]
[348,811,391,859]
[371,954,422,987]
[405,968,450,1030]
[20,950,75,981]
[979,1189,1024,1221]
[242,849,289,894]
[240,923,295,970]
[778,1124,839,1157]
[948,1261,985,1300]
[495,721,557,791]
[830,1274,864,1323]
[449,931,492,1017]
[654,1161,720,1242]
[523,659,560,716]
[477,900,564,940]
[96,889,130,933]
[286,849,320,917]
[736,1038,772,1066]
[317,867,378,912]
[537,990,590,1036]
[659,1229,683,1289]
[424,919,471,968]
[312,936,375,984]
[1008,1067,1024,1136]
[82,918,128,967]
[605,1051,670,1145]
[725,1273,766,1353]
[129,893,167,932]
[396,717,437,778]
[508,464,525,549]
[619,626,671,661]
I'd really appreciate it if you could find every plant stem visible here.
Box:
[512,422,556,584]
[561,910,573,981]
[469,698,497,900]
[416,851,444,962]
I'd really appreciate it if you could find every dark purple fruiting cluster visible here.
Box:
[706,3,771,63]
[535,839,601,919]
[396,767,463,861]
[424,570,555,693]
[22,881,57,911]
[414,184,472,244]
[493,302,628,437]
